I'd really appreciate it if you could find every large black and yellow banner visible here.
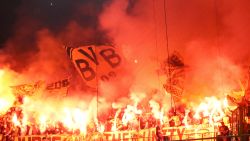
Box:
[65,45,122,88]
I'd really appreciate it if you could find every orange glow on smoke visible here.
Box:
[0,99,10,114]
[0,67,238,136]
[0,68,15,113]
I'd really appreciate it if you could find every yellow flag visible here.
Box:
[11,81,44,96]
[45,78,70,97]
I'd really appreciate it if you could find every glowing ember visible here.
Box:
[112,109,121,131]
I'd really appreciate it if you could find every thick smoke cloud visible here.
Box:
[0,0,110,71]
[100,0,250,103]
[0,0,112,95]
[0,0,115,119]
[0,0,250,111]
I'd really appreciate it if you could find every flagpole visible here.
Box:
[163,0,176,114]
[95,45,99,121]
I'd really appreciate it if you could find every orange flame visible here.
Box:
[12,113,21,126]
[59,108,89,134]
[122,104,141,128]
[0,68,16,113]
[193,96,228,125]
[112,109,121,131]
[183,109,191,128]
[149,100,164,122]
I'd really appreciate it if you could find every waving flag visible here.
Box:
[227,80,245,105]
[162,52,185,102]
[11,78,70,98]
[11,81,44,96]
[46,78,70,97]
[65,45,122,88]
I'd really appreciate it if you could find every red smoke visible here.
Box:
[100,0,250,103]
